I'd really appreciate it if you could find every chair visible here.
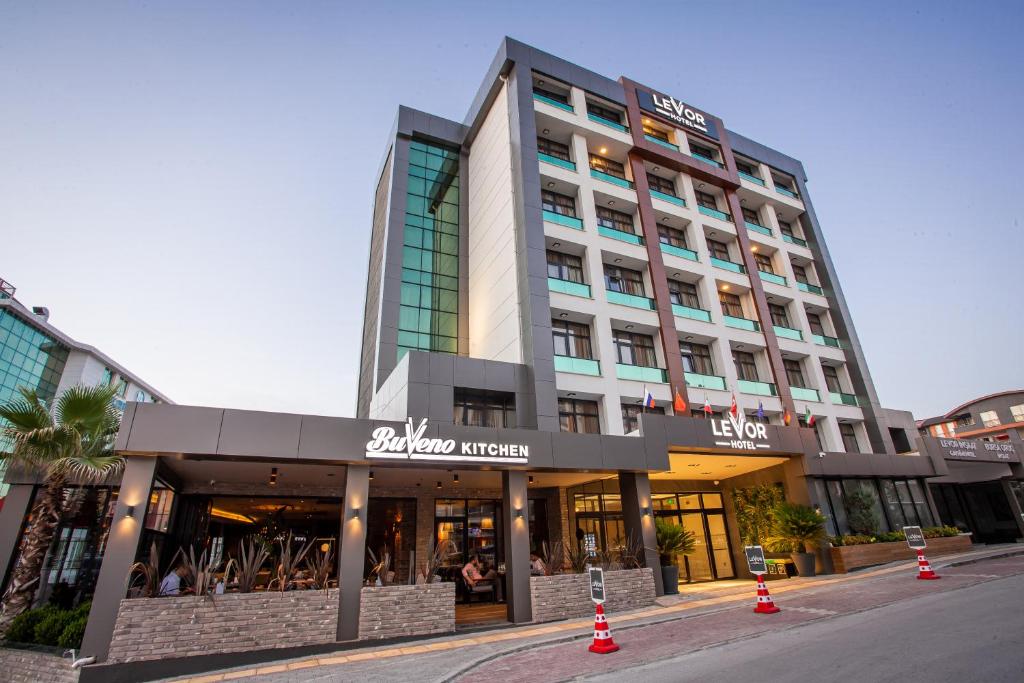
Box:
[453,567,495,604]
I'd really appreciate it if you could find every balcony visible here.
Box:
[692,152,722,168]
[538,152,576,172]
[812,333,841,348]
[773,325,803,341]
[607,290,655,310]
[598,226,644,246]
[644,134,680,152]
[711,257,746,274]
[758,271,787,287]
[542,209,583,230]
[698,205,731,222]
[685,372,727,391]
[738,379,777,396]
[775,185,799,199]
[797,281,824,295]
[590,168,635,190]
[782,233,808,247]
[660,242,698,262]
[724,315,761,332]
[673,303,712,323]
[830,391,859,407]
[616,364,668,383]
[791,387,820,402]
[534,92,574,113]
[554,355,601,376]
[745,221,773,237]
[650,190,686,207]
[547,277,591,299]
[738,171,765,186]
[587,113,629,133]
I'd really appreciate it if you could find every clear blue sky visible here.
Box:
[1,1,1021,420]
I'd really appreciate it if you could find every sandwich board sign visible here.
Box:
[744,545,768,575]
[589,567,605,604]
[903,526,927,549]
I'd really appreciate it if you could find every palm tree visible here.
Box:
[0,384,123,633]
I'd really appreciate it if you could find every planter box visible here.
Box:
[530,568,656,623]
[358,582,455,640]
[107,589,339,663]
[0,644,79,683]
[830,534,973,573]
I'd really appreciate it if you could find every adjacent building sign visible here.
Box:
[365,418,529,464]
[589,567,606,604]
[903,526,926,549]
[930,437,1019,463]
[744,545,768,575]
[712,412,771,451]
[637,89,719,140]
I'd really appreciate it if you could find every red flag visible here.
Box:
[730,393,738,418]
[673,387,687,414]
[783,408,792,426]
[703,395,712,416]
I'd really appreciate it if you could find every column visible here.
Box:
[619,471,664,596]
[337,465,369,641]
[80,456,157,662]
[502,470,532,623]
[999,479,1024,539]
[0,484,35,592]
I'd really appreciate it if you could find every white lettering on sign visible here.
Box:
[648,92,713,136]
[939,438,978,458]
[983,442,1015,460]
[710,411,771,450]
[365,418,529,464]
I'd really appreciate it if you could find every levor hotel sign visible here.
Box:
[365,418,529,464]
[637,89,719,140]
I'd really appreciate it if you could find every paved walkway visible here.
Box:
[166,545,1024,683]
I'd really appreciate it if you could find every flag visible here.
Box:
[783,408,792,426]
[643,387,656,409]
[702,394,712,416]
[756,401,764,421]
[804,405,816,427]
[673,387,687,414]
[730,393,738,418]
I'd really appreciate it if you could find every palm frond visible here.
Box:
[55,384,119,433]
[0,392,53,432]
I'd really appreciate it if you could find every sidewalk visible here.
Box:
[168,544,1024,683]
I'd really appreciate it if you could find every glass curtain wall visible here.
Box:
[815,477,935,536]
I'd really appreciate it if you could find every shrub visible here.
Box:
[57,615,87,649]
[33,610,76,646]
[923,525,960,538]
[767,503,826,553]
[5,606,55,644]
[875,530,904,543]
[844,489,880,535]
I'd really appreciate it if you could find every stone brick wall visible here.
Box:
[530,568,656,623]
[0,645,79,683]
[106,590,339,663]
[358,582,455,640]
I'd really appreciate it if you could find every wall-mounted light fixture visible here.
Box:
[436,481,442,490]
[453,473,460,484]
[269,467,278,486]
[369,470,374,480]
[515,508,524,520]
[124,505,136,519]
[350,507,362,521]
[641,506,651,517]
[528,476,534,485]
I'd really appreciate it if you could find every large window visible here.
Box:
[613,331,658,367]
[559,398,600,434]
[695,190,718,211]
[706,238,730,262]
[690,141,719,161]
[537,137,571,161]
[621,403,665,434]
[596,206,635,234]
[822,364,843,393]
[604,265,645,296]
[587,101,622,124]
[741,207,761,225]
[669,281,700,309]
[435,499,502,570]
[542,189,578,217]
[735,159,759,178]
[647,173,677,196]
[533,85,569,104]
[547,250,584,283]
[807,312,825,336]
[817,477,934,535]
[657,224,688,249]
[732,350,759,382]
[980,410,1001,428]
[681,342,715,376]
[792,264,810,284]
[1011,404,1024,423]
[784,359,806,388]
[754,253,776,275]
[454,389,516,428]
[642,123,671,142]
[839,422,859,452]
[769,303,791,328]
[718,291,744,318]
[589,154,626,179]
[552,320,593,359]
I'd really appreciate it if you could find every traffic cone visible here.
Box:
[753,574,780,614]
[588,603,620,654]
[915,549,940,580]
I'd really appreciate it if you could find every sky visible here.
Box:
[1,1,1021,420]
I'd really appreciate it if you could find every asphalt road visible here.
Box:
[587,573,1024,683]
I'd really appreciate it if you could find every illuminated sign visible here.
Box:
[365,418,529,464]
[637,89,719,140]
[711,412,771,450]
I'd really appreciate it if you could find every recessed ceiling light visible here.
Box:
[673,272,680,278]
[737,344,744,349]
[543,128,550,135]
[614,258,622,263]
[559,312,569,318]
[608,200,615,206]
[751,245,759,252]
[721,284,730,291]
[568,392,577,397]
[625,324,634,330]
[547,182,555,188]
[600,147,608,154]
[653,166,660,172]
[698,183,705,189]
[710,231,716,237]
[685,335,693,340]
[538,80,545,86]
[702,472,712,475]
[740,199,747,204]
[688,463,699,467]
[552,241,561,247]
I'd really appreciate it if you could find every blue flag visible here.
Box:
[756,401,765,420]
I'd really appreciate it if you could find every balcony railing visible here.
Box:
[773,325,803,341]
[775,185,799,199]
[698,205,731,222]
[644,134,680,152]
[590,168,635,189]
[587,113,628,133]
[617,364,668,383]
[759,271,787,287]
[738,171,765,186]
[672,303,712,323]
[597,226,644,246]
[711,257,746,274]
[738,379,777,396]
[554,355,601,376]
[812,333,841,348]
[724,315,761,332]
[538,152,576,171]
[791,387,820,402]
[650,190,686,207]
[607,290,655,310]
[660,242,699,262]
[830,391,859,407]
[533,92,574,112]
[782,233,808,247]
[692,152,722,168]
[745,221,773,237]
[797,281,824,295]
[547,277,591,298]
[685,372,727,391]
[542,209,583,230]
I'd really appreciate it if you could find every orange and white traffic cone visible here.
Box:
[588,603,620,654]
[915,549,940,580]
[753,574,781,614]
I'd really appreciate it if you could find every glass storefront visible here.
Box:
[435,499,502,571]
[814,477,935,536]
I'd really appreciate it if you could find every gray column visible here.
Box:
[1000,480,1024,538]
[80,456,157,662]
[502,470,531,623]
[619,472,664,596]
[337,465,369,641]
[0,484,35,592]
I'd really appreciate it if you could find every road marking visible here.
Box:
[947,572,1000,578]
[784,606,838,616]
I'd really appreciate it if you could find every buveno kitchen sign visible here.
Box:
[365,418,529,464]
[637,89,719,140]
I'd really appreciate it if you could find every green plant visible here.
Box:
[57,615,87,649]
[126,542,164,598]
[875,530,904,543]
[230,536,271,593]
[732,484,784,545]
[563,539,590,574]
[4,605,56,643]
[33,609,76,646]
[767,502,826,553]
[844,489,880,535]
[269,533,315,591]
[304,544,335,590]
[655,519,696,566]
[420,539,456,583]
[614,534,648,570]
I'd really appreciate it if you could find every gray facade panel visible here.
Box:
[122,404,224,455]
[217,410,302,459]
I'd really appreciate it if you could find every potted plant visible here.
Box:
[655,519,695,594]
[767,502,826,577]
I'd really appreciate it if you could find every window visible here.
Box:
[792,264,809,284]
[784,359,806,388]
[680,342,715,376]
[956,414,975,427]
[646,173,677,196]
[559,398,600,433]
[534,85,569,104]
[587,101,622,124]
[657,224,688,249]
[541,189,578,217]
[732,350,758,382]
[807,312,825,336]
[695,190,718,210]
[754,253,775,275]
[622,403,665,434]
[706,238,731,262]
[769,303,791,328]
[741,208,761,225]
[718,291,744,318]
[1011,404,1024,423]
[547,250,584,283]
[669,280,700,309]
[604,265,645,296]
[144,489,174,533]
[537,137,571,161]
[779,220,795,238]
[613,330,658,367]
[690,142,717,160]
[115,378,128,398]
[552,320,593,359]
[596,206,634,234]
[589,154,626,179]
[773,175,795,191]
[980,410,1001,428]
[642,123,670,142]
[454,389,516,428]
[735,160,758,177]
[822,364,843,393]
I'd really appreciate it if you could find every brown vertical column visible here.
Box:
[619,471,664,595]
[338,465,369,641]
[502,470,532,623]
[0,484,35,592]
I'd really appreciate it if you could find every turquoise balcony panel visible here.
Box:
[660,243,699,262]
[685,372,727,391]
[607,290,655,310]
[542,210,583,230]
[759,271,788,287]
[812,334,841,348]
[673,304,712,323]
[644,134,680,151]
[598,225,643,246]
[651,190,686,207]
[533,92,574,112]
[554,355,601,376]
[538,152,577,171]
[587,113,629,133]
[738,379,777,397]
[692,152,723,168]
[782,233,808,247]
[724,315,761,332]
[711,257,745,274]
[773,325,803,341]
[590,169,635,189]
[616,364,668,383]
[798,281,824,295]
[547,277,591,298]
[775,185,798,198]
[698,205,732,222]
[791,387,820,402]
[745,222,773,237]
[830,391,859,407]
[738,171,765,186]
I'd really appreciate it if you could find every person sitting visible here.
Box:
[530,552,547,576]
[461,555,498,600]
[159,563,191,596]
